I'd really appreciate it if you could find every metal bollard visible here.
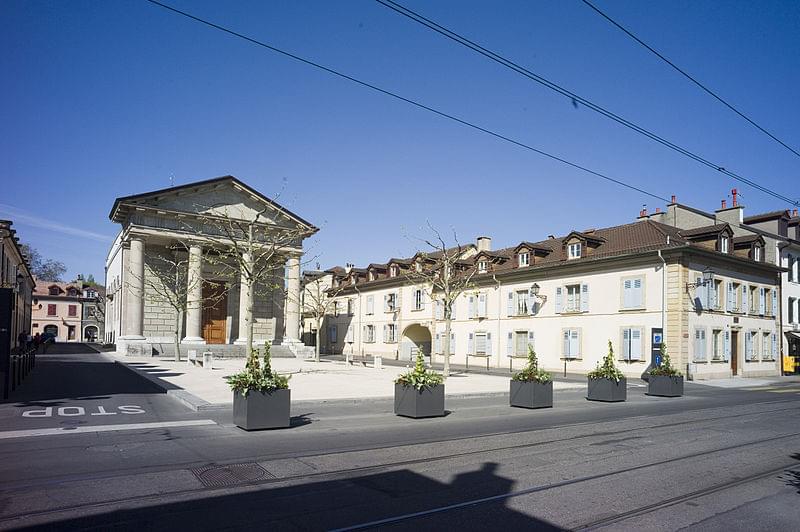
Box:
[374,356,383,370]
[203,351,213,369]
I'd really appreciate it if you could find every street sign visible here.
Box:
[651,328,663,366]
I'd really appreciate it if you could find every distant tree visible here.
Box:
[302,274,345,362]
[20,243,66,282]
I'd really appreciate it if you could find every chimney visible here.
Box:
[655,207,661,213]
[716,190,744,224]
[721,199,727,209]
[731,188,738,207]
[671,195,677,204]
[793,209,798,217]
[476,236,492,252]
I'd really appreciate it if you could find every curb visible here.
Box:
[113,360,218,412]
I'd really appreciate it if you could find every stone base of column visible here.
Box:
[233,338,248,345]
[116,336,150,357]
[181,337,207,345]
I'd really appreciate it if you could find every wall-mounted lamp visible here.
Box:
[686,266,714,290]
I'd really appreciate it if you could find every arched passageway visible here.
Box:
[400,323,432,361]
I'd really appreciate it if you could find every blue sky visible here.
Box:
[2,0,798,282]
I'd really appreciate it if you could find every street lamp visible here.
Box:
[686,267,714,289]
[530,282,547,303]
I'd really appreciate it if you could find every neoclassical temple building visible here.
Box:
[104,176,317,356]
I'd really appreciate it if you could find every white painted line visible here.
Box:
[0,419,217,440]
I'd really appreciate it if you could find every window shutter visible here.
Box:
[772,332,777,358]
[396,290,402,310]
[367,296,374,315]
[772,290,777,316]
[759,288,766,315]
[451,299,456,320]
[723,330,730,361]
[571,330,580,357]
[742,285,748,313]
[506,332,513,356]
[435,300,443,320]
[708,282,716,309]
[623,280,632,308]
[486,333,492,356]
[468,333,474,354]
[468,296,475,318]
[383,295,389,312]
[727,282,734,312]
[580,283,589,312]
[527,331,535,350]
[346,326,353,342]
[435,333,441,354]
[450,332,455,354]
[555,287,563,313]
[634,278,643,308]
[527,288,536,315]
[507,292,514,317]
[420,290,426,310]
[383,325,387,342]
[562,330,570,356]
[745,332,753,360]
[695,277,705,310]
[631,329,642,360]
[623,328,630,360]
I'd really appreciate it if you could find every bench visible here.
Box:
[465,353,491,372]
[346,353,383,369]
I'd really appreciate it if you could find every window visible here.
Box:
[562,329,580,358]
[68,326,75,340]
[516,290,529,315]
[328,325,338,344]
[762,333,771,361]
[389,265,398,278]
[368,271,376,281]
[474,332,490,356]
[67,288,77,297]
[621,328,643,361]
[720,236,729,254]
[366,295,374,315]
[413,289,424,311]
[711,280,722,310]
[568,243,582,259]
[566,284,581,312]
[790,297,796,324]
[727,282,740,312]
[68,304,77,317]
[385,292,398,312]
[754,246,762,262]
[384,324,397,343]
[49,287,59,296]
[347,299,354,316]
[712,329,723,360]
[693,328,707,361]
[364,324,375,343]
[518,253,529,267]
[622,278,643,309]
[749,286,757,313]
[745,330,758,361]
[478,260,488,273]
[515,331,529,356]
[47,304,57,316]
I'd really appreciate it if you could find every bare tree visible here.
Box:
[302,273,345,362]
[193,206,315,355]
[406,223,478,378]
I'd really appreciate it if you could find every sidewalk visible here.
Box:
[111,353,584,409]
[688,375,800,388]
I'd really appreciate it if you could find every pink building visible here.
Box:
[31,279,84,342]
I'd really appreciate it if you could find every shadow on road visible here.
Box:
[15,462,563,531]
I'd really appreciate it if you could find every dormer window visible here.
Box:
[720,236,729,254]
[389,265,398,277]
[568,243,582,259]
[368,271,376,281]
[478,260,488,273]
[49,287,59,296]
[67,289,77,297]
[754,246,762,262]
[518,252,530,267]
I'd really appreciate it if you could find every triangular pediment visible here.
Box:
[109,176,317,232]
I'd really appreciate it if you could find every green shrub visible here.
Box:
[588,340,625,382]
[395,351,443,390]
[649,343,682,377]
[512,345,552,383]
[226,343,290,396]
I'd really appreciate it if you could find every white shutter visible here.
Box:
[468,296,475,318]
[723,330,730,361]
[580,283,589,312]
[562,330,570,356]
[623,280,632,308]
[420,290,426,310]
[507,292,514,317]
[478,293,487,317]
[450,299,456,320]
[486,332,492,357]
[634,278,643,308]
[382,324,387,342]
[745,332,753,360]
[527,331,535,350]
[450,332,455,354]
[435,333,441,354]
[623,328,631,360]
[396,290,402,310]
[631,329,642,360]
[468,332,474,354]
[506,332,513,356]
[570,330,580,357]
[772,290,777,316]
[383,295,389,312]
[742,285,748,313]
[695,277,705,309]
[555,287,563,313]
[346,326,353,342]
[772,332,777,359]
[435,300,443,320]
[759,288,766,315]
[727,282,734,312]
[527,288,536,315]
[709,282,717,309]
[366,296,374,315]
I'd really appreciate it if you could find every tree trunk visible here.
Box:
[245,276,254,356]
[173,310,183,362]
[315,316,321,363]
[443,313,452,378]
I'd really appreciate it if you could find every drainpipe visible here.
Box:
[493,273,502,370]
[353,284,362,361]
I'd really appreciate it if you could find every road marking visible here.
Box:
[0,419,216,440]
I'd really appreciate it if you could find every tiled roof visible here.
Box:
[743,210,790,223]
[678,224,730,238]
[732,234,761,245]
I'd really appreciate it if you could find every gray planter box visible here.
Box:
[646,375,684,397]
[510,380,553,409]
[233,388,291,430]
[587,377,627,402]
[394,383,445,418]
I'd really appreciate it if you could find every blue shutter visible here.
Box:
[486,332,492,357]
[727,282,734,312]
[759,288,766,315]
[527,331,535,350]
[623,280,632,308]
[581,283,589,312]
[450,332,455,354]
[745,332,753,360]
[507,292,514,317]
[742,285,748,313]
[696,277,705,310]
[772,332,777,359]
[555,287,563,313]
[772,290,777,317]
[468,296,475,318]
[506,332,513,356]
[468,333,474,354]
[723,330,730,361]
[528,288,536,315]
[623,328,630,360]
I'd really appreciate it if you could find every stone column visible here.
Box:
[283,255,301,344]
[182,244,205,344]
[121,237,145,340]
[234,252,252,345]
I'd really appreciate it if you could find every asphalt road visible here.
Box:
[1,344,799,531]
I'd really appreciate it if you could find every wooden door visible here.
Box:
[731,331,739,375]
[202,281,227,344]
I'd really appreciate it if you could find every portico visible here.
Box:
[105,176,317,356]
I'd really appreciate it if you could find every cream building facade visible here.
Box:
[104,176,317,356]
[324,198,784,380]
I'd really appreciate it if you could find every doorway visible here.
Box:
[731,331,739,375]
[202,281,227,344]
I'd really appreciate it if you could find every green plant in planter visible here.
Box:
[395,352,444,390]
[649,343,682,377]
[512,346,552,383]
[588,340,625,382]
[226,343,290,396]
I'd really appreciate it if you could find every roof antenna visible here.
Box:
[169,173,175,187]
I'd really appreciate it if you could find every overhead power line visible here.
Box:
[372,0,799,207]
[581,0,800,160]
[144,0,669,203]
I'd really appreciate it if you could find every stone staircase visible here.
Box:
[150,343,297,359]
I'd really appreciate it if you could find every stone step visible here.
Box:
[151,343,296,358]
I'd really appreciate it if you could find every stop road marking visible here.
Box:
[22,406,146,418]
